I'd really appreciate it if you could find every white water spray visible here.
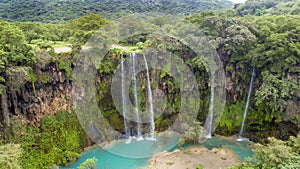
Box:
[206,75,215,138]
[131,53,143,141]
[237,68,255,142]
[143,54,155,140]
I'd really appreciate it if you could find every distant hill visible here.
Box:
[234,0,300,16]
[0,0,233,23]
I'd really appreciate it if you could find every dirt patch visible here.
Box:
[148,146,240,169]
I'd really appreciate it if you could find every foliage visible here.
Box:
[235,0,300,16]
[218,102,245,135]
[14,22,68,43]
[58,58,73,79]
[230,135,300,169]
[196,165,203,169]
[5,66,33,90]
[177,138,186,147]
[0,1,299,168]
[78,158,96,169]
[7,111,89,169]
[187,14,257,62]
[0,22,36,66]
[182,121,204,144]
[253,137,300,168]
[189,12,299,129]
[288,134,300,155]
[0,21,37,95]
[0,0,233,23]
[243,15,300,73]
[66,14,109,45]
[255,71,298,118]
[228,163,255,169]
[0,143,22,169]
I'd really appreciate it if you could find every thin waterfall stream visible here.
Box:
[131,52,143,140]
[237,68,255,141]
[143,54,155,140]
[206,75,215,139]
[121,55,129,138]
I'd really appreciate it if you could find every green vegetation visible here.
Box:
[0,13,108,96]
[78,158,96,169]
[0,0,233,23]
[196,165,203,169]
[187,11,299,134]
[234,0,300,16]
[182,121,204,144]
[2,110,90,169]
[230,135,300,169]
[166,161,175,166]
[218,102,245,136]
[0,143,22,169]
[0,0,299,169]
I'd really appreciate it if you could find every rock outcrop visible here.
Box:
[0,62,72,128]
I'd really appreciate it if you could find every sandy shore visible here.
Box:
[148,145,240,169]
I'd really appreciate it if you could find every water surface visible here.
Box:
[61,136,253,169]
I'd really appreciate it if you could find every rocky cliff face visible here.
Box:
[218,47,300,141]
[0,50,299,142]
[286,72,300,122]
[0,62,72,129]
[225,62,300,124]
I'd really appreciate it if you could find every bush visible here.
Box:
[0,143,22,169]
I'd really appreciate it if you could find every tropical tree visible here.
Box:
[0,143,22,169]
[78,158,96,169]
[183,121,204,144]
[255,71,298,121]
[67,14,109,45]
[229,135,300,169]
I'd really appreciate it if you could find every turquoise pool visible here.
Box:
[61,136,253,169]
[203,137,254,160]
[61,134,180,169]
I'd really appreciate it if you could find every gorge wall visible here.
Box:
[0,62,72,134]
[0,49,299,143]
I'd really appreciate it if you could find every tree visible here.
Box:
[255,71,298,120]
[244,15,300,73]
[67,14,109,45]
[0,22,37,139]
[229,135,300,169]
[182,121,204,144]
[235,0,300,16]
[0,143,22,169]
[78,158,96,169]
[187,14,257,61]
[254,137,300,168]
[0,22,36,66]
[0,0,233,23]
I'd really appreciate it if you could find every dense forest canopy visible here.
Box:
[234,0,300,16]
[0,0,233,23]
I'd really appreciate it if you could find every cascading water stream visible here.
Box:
[131,52,143,140]
[237,68,255,142]
[206,75,215,139]
[143,54,155,140]
[121,55,129,138]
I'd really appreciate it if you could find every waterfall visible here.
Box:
[143,54,155,140]
[206,75,215,139]
[131,52,143,140]
[121,55,129,138]
[237,68,255,142]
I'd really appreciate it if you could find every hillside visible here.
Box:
[0,0,233,23]
[234,0,300,16]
